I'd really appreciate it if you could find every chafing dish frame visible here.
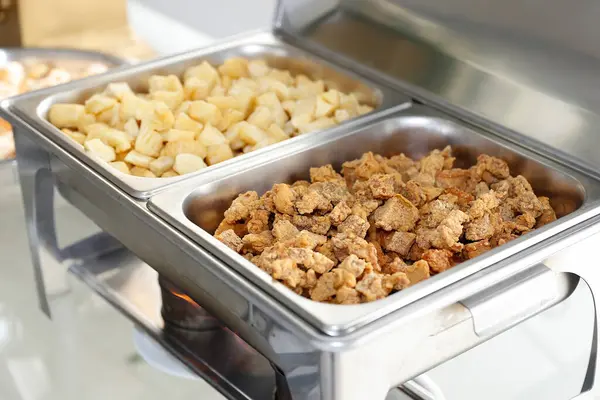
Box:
[4,22,600,400]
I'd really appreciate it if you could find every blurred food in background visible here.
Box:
[0,0,156,161]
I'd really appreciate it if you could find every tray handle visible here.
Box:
[461,263,575,338]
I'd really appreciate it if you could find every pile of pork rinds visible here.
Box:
[215,146,557,304]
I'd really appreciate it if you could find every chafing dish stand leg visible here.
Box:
[14,131,123,319]
[15,132,55,317]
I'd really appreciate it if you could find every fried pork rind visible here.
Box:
[213,147,557,304]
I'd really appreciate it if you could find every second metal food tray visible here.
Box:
[149,104,600,335]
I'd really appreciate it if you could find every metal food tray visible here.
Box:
[0,47,125,179]
[4,31,600,400]
[149,104,600,334]
[3,31,408,199]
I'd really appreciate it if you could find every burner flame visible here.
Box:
[170,289,200,308]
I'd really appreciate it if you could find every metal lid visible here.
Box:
[274,0,600,177]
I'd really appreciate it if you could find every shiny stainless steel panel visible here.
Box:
[149,105,600,334]
[274,3,600,178]
[0,31,408,199]
[68,250,277,400]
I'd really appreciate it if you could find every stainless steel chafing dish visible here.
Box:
[4,0,600,399]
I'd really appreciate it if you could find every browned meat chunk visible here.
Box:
[436,169,473,191]
[356,272,389,302]
[315,241,338,265]
[368,174,396,199]
[223,191,259,223]
[342,152,382,184]
[397,260,430,285]
[400,181,428,207]
[385,153,415,176]
[381,231,416,256]
[338,215,370,238]
[419,199,457,228]
[473,155,510,181]
[292,215,331,235]
[419,151,446,177]
[422,249,454,273]
[310,164,343,183]
[296,188,331,214]
[442,187,475,209]
[383,257,408,274]
[291,231,328,250]
[270,259,304,288]
[475,182,490,197]
[509,191,543,218]
[416,209,469,250]
[272,184,296,215]
[372,195,419,231]
[331,232,379,269]
[216,229,243,252]
[514,213,536,231]
[215,220,248,238]
[536,197,557,228]
[242,231,274,254]
[465,213,497,241]
[288,247,335,274]
[468,192,500,219]
[383,272,411,291]
[351,200,380,219]
[407,243,426,261]
[335,287,362,304]
[311,271,342,301]
[313,181,351,205]
[247,209,271,234]
[272,219,300,241]
[463,240,492,259]
[330,201,352,225]
[338,254,368,278]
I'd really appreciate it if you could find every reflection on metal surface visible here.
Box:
[275,3,600,176]
[68,250,277,400]
[68,249,429,400]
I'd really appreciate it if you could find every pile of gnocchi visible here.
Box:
[48,58,375,178]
